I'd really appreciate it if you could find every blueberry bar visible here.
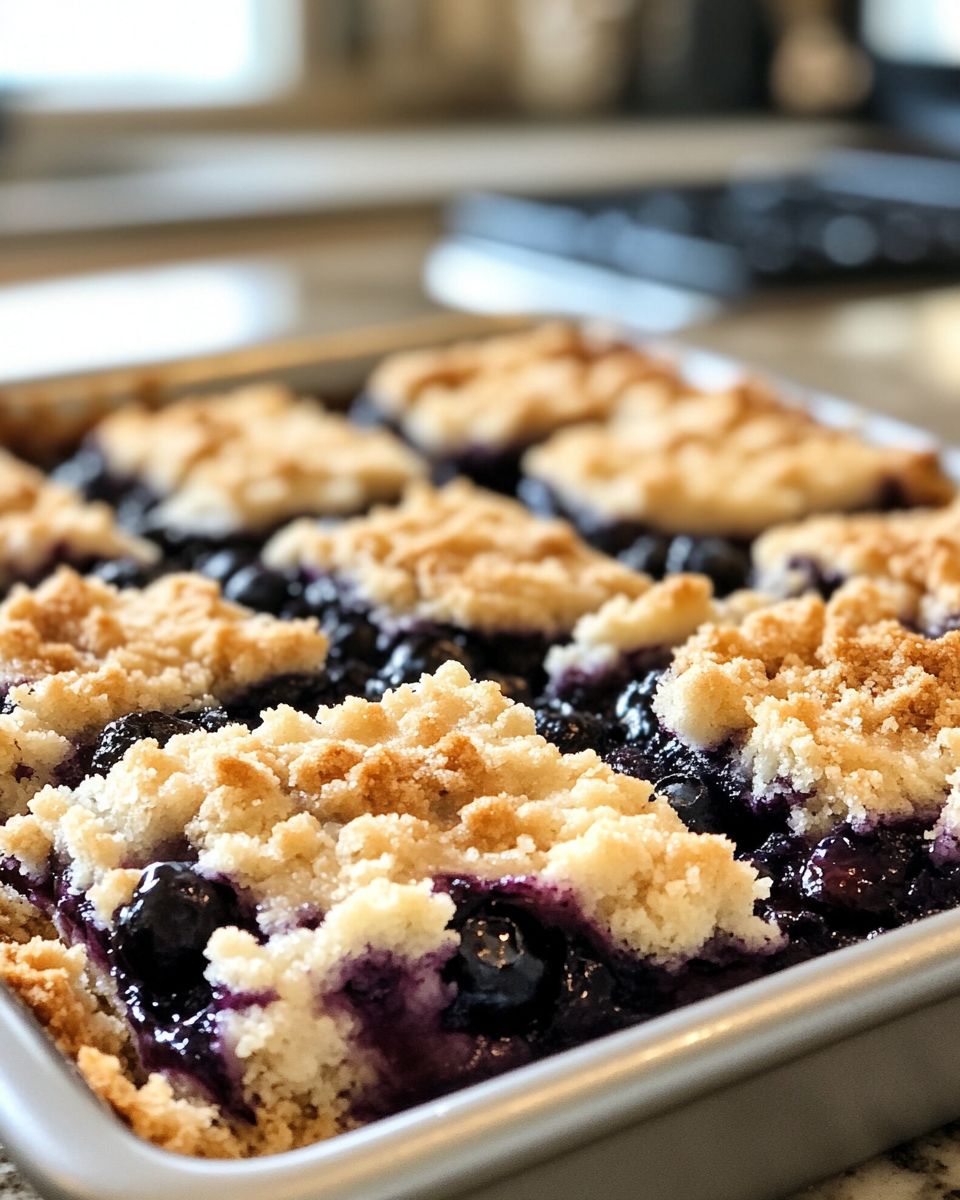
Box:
[0,448,157,594]
[0,662,779,1156]
[520,383,954,595]
[0,567,328,820]
[55,384,427,590]
[753,500,960,635]
[261,479,652,700]
[357,322,679,493]
[619,578,960,951]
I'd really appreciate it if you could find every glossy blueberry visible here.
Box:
[199,548,256,585]
[654,773,725,835]
[376,635,473,692]
[223,564,290,614]
[664,536,751,597]
[446,902,561,1035]
[322,612,381,664]
[615,672,662,744]
[800,829,914,916]
[51,446,112,497]
[300,575,341,616]
[618,534,670,578]
[91,711,197,775]
[224,672,355,725]
[188,706,232,733]
[114,862,242,996]
[534,702,605,755]
[89,558,154,589]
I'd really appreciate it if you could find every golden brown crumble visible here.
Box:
[94,383,426,533]
[367,322,680,453]
[545,575,772,681]
[0,568,327,817]
[523,386,953,536]
[655,578,960,833]
[0,448,156,586]
[264,480,651,634]
[753,500,960,629]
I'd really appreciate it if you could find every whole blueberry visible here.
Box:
[665,536,751,597]
[618,535,670,578]
[615,672,662,744]
[534,702,604,755]
[199,548,254,585]
[89,558,154,589]
[322,612,381,664]
[91,711,196,775]
[655,773,725,835]
[800,829,913,916]
[51,446,112,497]
[377,635,473,692]
[301,575,341,616]
[223,564,290,614]
[446,902,561,1035]
[114,862,241,996]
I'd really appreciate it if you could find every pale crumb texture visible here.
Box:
[4,664,774,1153]
[544,575,770,679]
[264,480,651,635]
[754,500,960,631]
[367,321,679,453]
[524,385,953,536]
[0,448,156,587]
[655,578,960,835]
[93,383,426,534]
[0,568,327,819]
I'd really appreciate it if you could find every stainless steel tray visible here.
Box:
[1,317,959,1200]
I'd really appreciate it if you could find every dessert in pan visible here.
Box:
[0,322,958,1160]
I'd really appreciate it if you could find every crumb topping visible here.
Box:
[94,384,426,533]
[654,578,960,834]
[367,322,679,453]
[264,480,651,635]
[0,568,327,817]
[523,386,953,535]
[545,576,771,681]
[12,662,772,963]
[0,449,156,584]
[753,501,960,630]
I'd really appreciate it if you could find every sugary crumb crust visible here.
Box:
[0,448,156,586]
[655,578,960,834]
[1,664,774,1151]
[265,480,652,635]
[753,500,960,630]
[0,568,327,816]
[523,385,954,536]
[93,384,426,533]
[545,576,773,680]
[367,322,680,453]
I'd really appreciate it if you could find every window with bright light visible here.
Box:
[0,0,299,109]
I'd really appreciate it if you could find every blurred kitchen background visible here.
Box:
[2,0,960,436]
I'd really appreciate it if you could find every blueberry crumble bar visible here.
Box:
[261,479,651,701]
[0,448,157,594]
[0,662,779,1156]
[357,322,679,492]
[753,499,960,635]
[520,383,954,595]
[55,384,427,589]
[616,578,960,950]
[0,566,328,819]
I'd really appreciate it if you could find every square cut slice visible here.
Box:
[0,662,778,1158]
[0,448,157,593]
[520,383,954,594]
[262,479,653,700]
[56,383,427,566]
[0,566,328,818]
